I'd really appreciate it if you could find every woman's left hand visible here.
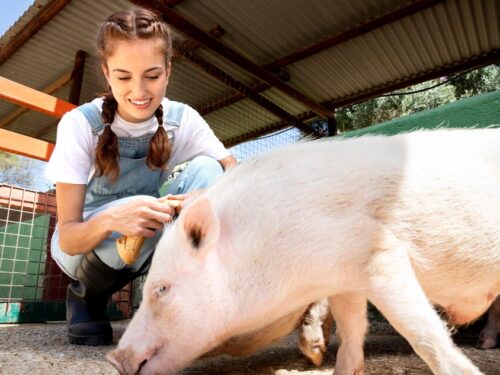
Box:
[158,189,207,212]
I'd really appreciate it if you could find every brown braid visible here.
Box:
[147,104,170,170]
[95,93,119,180]
[94,8,174,180]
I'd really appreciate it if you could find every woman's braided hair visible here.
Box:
[95,9,172,181]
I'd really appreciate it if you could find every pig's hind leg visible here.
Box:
[329,293,368,375]
[366,248,483,375]
[477,295,499,349]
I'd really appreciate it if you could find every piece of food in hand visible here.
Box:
[117,235,145,265]
[116,199,182,264]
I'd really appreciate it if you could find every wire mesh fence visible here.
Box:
[0,184,133,323]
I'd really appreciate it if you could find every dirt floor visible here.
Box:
[0,320,498,375]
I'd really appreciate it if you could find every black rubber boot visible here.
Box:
[67,251,137,346]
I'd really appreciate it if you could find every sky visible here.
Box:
[0,0,34,37]
[0,1,52,191]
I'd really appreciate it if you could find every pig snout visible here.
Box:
[107,344,162,375]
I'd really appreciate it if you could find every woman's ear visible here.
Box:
[102,63,110,84]
[165,62,172,86]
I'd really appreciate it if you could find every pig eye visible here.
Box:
[156,285,170,296]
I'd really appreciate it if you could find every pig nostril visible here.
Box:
[136,359,148,374]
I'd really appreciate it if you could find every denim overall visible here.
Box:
[51,102,224,279]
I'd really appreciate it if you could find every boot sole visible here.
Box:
[68,333,113,346]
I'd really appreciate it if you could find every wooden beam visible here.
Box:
[0,70,72,129]
[0,76,76,118]
[0,128,54,161]
[201,0,445,116]
[129,0,333,119]
[175,43,314,135]
[68,50,87,105]
[198,83,268,116]
[0,0,71,66]
[265,0,446,71]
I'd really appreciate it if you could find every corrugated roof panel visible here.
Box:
[259,88,310,116]
[168,58,236,109]
[0,0,498,149]
[175,0,412,65]
[5,106,61,141]
[285,0,499,103]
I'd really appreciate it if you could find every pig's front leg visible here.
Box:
[477,295,500,349]
[366,248,483,375]
[329,293,367,375]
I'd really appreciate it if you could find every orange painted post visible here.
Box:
[0,76,76,160]
[0,76,76,118]
[0,129,55,161]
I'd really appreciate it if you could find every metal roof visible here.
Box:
[0,0,499,147]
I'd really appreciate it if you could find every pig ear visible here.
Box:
[178,195,219,258]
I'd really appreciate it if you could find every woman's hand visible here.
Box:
[159,189,207,212]
[105,196,176,238]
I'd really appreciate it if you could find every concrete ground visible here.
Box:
[0,320,498,375]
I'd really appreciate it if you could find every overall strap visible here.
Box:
[164,101,185,127]
[77,103,105,136]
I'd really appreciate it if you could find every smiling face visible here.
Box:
[102,38,170,123]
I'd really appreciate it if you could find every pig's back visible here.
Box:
[210,128,500,293]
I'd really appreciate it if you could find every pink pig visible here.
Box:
[108,129,500,375]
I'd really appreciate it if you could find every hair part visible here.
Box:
[94,9,173,181]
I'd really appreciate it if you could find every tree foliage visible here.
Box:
[333,64,500,134]
[0,151,53,191]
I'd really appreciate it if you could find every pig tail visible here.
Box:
[147,104,171,170]
[95,92,120,181]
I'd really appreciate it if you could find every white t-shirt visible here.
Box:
[45,98,230,184]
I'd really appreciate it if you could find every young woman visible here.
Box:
[45,9,237,346]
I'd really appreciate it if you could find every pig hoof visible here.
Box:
[477,335,497,349]
[303,347,324,367]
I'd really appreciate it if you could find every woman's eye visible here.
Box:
[146,76,159,80]
[117,77,131,81]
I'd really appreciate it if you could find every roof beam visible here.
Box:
[265,0,446,71]
[203,0,445,116]
[174,43,314,135]
[68,50,87,105]
[199,83,268,116]
[129,0,333,119]
[0,0,71,66]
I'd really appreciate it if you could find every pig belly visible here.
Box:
[443,297,496,326]
[205,305,307,357]
[417,269,499,325]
